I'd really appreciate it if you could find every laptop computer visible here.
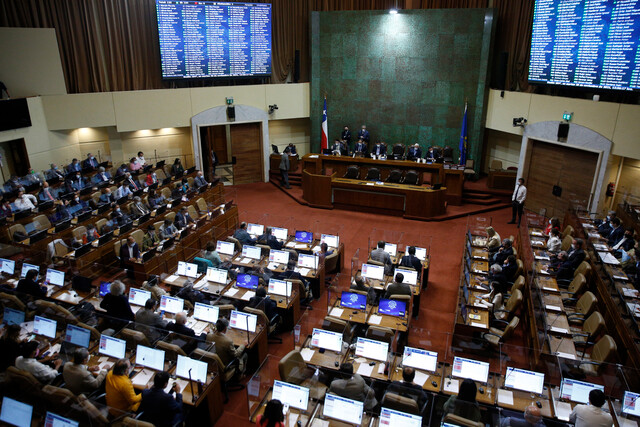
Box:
[76,211,92,223]
[29,230,48,243]
[38,200,54,211]
[97,231,114,246]
[74,243,92,258]
[162,177,172,186]
[55,220,72,232]
[24,222,37,234]
[156,160,166,169]
[119,222,133,234]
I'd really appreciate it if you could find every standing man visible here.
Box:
[279,147,291,189]
[211,149,218,178]
[341,126,352,147]
[509,178,527,227]
[357,125,370,144]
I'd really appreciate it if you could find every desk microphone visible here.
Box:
[188,368,198,403]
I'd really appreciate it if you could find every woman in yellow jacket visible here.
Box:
[105,358,141,416]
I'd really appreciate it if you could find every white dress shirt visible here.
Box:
[569,404,613,427]
[137,156,146,166]
[512,183,527,203]
[15,356,59,382]
[14,194,37,210]
[547,236,562,253]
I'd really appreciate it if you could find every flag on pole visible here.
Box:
[321,96,328,151]
[459,102,468,166]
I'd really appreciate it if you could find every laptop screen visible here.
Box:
[99,335,126,359]
[176,355,208,383]
[272,380,309,412]
[128,288,151,306]
[236,274,259,290]
[3,307,25,326]
[216,240,235,255]
[323,393,363,425]
[229,310,257,332]
[355,337,389,362]
[340,291,367,310]
[383,243,398,257]
[298,254,318,269]
[295,230,313,243]
[379,407,422,427]
[269,249,289,265]
[378,298,406,317]
[206,267,228,284]
[402,347,438,372]
[135,344,165,371]
[271,227,288,241]
[34,316,57,339]
[413,247,427,261]
[504,367,545,395]
[0,258,15,275]
[321,234,339,248]
[311,328,342,352]
[452,356,490,383]
[160,295,184,314]
[45,412,79,427]
[241,245,262,260]
[45,268,65,287]
[622,390,640,416]
[64,324,91,348]
[193,302,219,323]
[361,263,384,281]
[0,397,33,427]
[395,268,418,285]
[177,261,198,278]
[268,278,292,297]
[99,281,111,297]
[20,263,39,279]
[560,378,604,404]
[247,223,264,236]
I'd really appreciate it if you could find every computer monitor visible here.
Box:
[298,254,318,269]
[340,291,367,310]
[3,307,25,326]
[413,247,427,261]
[135,345,165,371]
[235,274,259,290]
[452,356,490,384]
[64,324,91,348]
[272,380,310,412]
[271,227,288,241]
[378,299,407,317]
[45,412,79,427]
[361,263,385,281]
[402,347,438,372]
[311,328,342,352]
[34,316,57,339]
[394,267,418,285]
[216,240,235,256]
[355,337,389,362]
[0,397,33,427]
[295,230,313,243]
[559,378,605,404]
[379,407,422,427]
[99,281,111,297]
[176,355,208,383]
[504,367,545,395]
[20,263,39,278]
[0,258,15,275]
[323,393,363,425]
[45,268,65,287]
[177,261,198,278]
[193,302,219,323]
[206,267,228,284]
[247,223,264,236]
[241,245,262,260]
[321,234,339,248]
[160,295,184,314]
[267,279,291,297]
[383,242,398,257]
[128,288,151,306]
[229,310,257,333]
[622,390,640,416]
[269,249,289,265]
[99,335,126,359]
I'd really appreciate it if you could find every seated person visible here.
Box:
[612,228,635,256]
[174,206,195,229]
[100,187,116,205]
[144,170,158,187]
[52,199,72,222]
[546,228,562,254]
[442,378,481,422]
[15,340,62,383]
[550,251,575,282]
[4,175,22,192]
[316,242,334,264]
[407,143,422,161]
[492,239,514,265]
[69,193,91,215]
[82,224,100,244]
[38,181,58,202]
[115,163,129,177]
[543,217,561,236]
[176,280,210,306]
[257,227,282,250]
[387,367,429,410]
[486,226,501,253]
[371,141,386,157]
[607,218,624,247]
[566,238,586,269]
[171,182,185,199]
[0,200,13,218]
[171,158,185,176]
[142,277,168,302]
[70,172,87,191]
[83,153,99,169]
[194,171,208,188]
[100,280,135,326]
[120,236,141,265]
[143,225,161,251]
[92,166,112,185]
[136,298,168,340]
[233,222,257,245]
[45,164,65,181]
[124,172,141,191]
[279,260,310,297]
[137,151,146,166]
[14,190,37,211]
[500,404,546,427]
[20,169,42,187]
[287,143,297,155]
[502,255,518,282]
[329,362,377,411]
[354,138,368,156]
[569,389,612,427]
[384,272,412,299]
[159,218,179,239]
[248,286,278,321]
[138,371,184,427]
[203,241,222,267]
[475,281,506,318]
[105,358,141,416]
[0,325,23,372]
[129,157,142,172]
[63,347,107,396]
[482,263,508,291]
[256,400,285,427]
[400,246,422,277]
[115,182,132,200]
[425,147,438,161]
[110,206,131,227]
[350,275,376,304]
[331,139,345,155]
[147,189,165,209]
[167,312,203,339]
[370,240,393,276]
[595,210,616,237]
[66,158,82,173]
[130,196,150,218]
[206,318,247,373]
[17,268,47,300]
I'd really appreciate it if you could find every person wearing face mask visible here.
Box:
[607,218,624,247]
[124,172,140,192]
[129,157,142,172]
[45,163,64,180]
[194,171,208,188]
[147,189,165,209]
[66,158,81,174]
[14,190,37,211]
[612,228,635,256]
[92,166,112,185]
[20,169,42,187]
[38,181,58,202]
[543,217,560,236]
[130,196,150,218]
[83,153,99,169]
[100,187,116,205]
[110,206,130,227]
[566,239,586,269]
[82,224,100,244]
[137,151,146,166]
[596,210,616,238]
[145,170,157,187]
[143,225,161,251]
[115,182,132,200]
[71,172,87,191]
[546,227,562,254]
[372,141,386,157]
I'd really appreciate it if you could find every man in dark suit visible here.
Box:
[100,188,116,205]
[331,139,344,155]
[354,139,368,156]
[328,363,377,411]
[92,167,112,185]
[66,159,81,173]
[38,181,58,202]
[194,171,208,188]
[211,150,219,177]
[139,371,183,427]
[387,367,429,410]
[248,287,278,321]
[400,246,422,277]
[607,218,624,247]
[233,222,256,245]
[566,238,586,269]
[83,153,99,169]
[287,143,297,155]
[341,126,352,146]
[407,143,422,161]
[425,147,438,161]
[502,255,518,282]
[370,240,393,276]
[120,236,141,266]
[258,227,283,250]
[357,125,370,144]
[384,272,412,299]
[492,239,514,265]
[71,173,87,191]
[167,312,205,340]
[45,164,65,181]
[596,211,616,238]
[612,228,635,257]
[174,207,195,230]
[371,141,386,157]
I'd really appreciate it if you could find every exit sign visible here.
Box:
[563,111,573,121]
[226,97,234,105]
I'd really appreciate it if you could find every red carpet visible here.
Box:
[217,182,525,425]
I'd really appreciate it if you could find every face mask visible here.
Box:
[74,197,80,202]
[54,166,58,170]
[571,244,576,250]
[606,216,610,221]
[549,219,552,224]
[116,209,121,213]
[76,175,81,179]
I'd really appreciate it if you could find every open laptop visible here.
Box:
[340,291,367,310]
[99,335,126,359]
[0,397,33,427]
[268,278,292,297]
[236,274,259,290]
[298,254,318,270]
[74,243,92,258]
[34,315,57,339]
[3,307,25,326]
[240,245,262,262]
[229,310,257,333]
[355,337,389,362]
[247,223,264,237]
[0,258,16,276]
[452,356,490,384]
[378,298,407,318]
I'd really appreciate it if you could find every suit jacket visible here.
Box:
[16,278,47,300]
[194,176,207,187]
[357,129,370,143]
[38,187,58,202]
[385,282,412,299]
[172,164,184,176]
[567,247,585,269]
[67,163,81,173]
[174,212,194,229]
[407,147,422,160]
[370,248,393,276]
[93,171,111,184]
[341,130,352,144]
[83,157,98,169]
[607,226,624,247]
[160,223,178,239]
[130,202,150,218]
[371,144,386,156]
[100,193,116,205]
[136,308,168,330]
[502,261,517,281]
[207,332,241,366]
[355,142,368,155]
[329,374,376,410]
[597,222,612,238]
[63,362,106,395]
[167,322,198,338]
[139,388,183,427]
[45,168,64,180]
[258,234,283,250]
[100,293,135,321]
[425,149,438,160]
[493,247,514,266]
[234,229,255,245]
[142,231,160,251]
[120,242,140,263]
[400,255,422,276]
[71,177,87,191]
[115,186,132,199]
[279,153,289,170]
[387,380,428,409]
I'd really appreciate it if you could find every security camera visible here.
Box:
[268,104,279,114]
[512,117,527,127]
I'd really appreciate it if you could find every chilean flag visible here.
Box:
[321,96,328,151]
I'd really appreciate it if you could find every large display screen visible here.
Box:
[529,0,640,91]
[155,0,272,79]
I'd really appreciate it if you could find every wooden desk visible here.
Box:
[495,383,554,418]
[269,153,299,172]
[367,307,409,332]
[389,358,444,393]
[442,366,497,405]
[300,339,345,370]
[310,402,372,427]
[487,170,517,190]
[227,324,268,370]
[547,334,577,360]
[345,354,389,382]
[327,301,371,325]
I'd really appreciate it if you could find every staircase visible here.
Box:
[268,169,303,187]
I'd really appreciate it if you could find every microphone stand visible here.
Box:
[188,368,197,403]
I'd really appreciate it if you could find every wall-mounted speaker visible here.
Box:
[552,185,562,197]
[558,123,569,139]
[294,50,300,83]
[227,106,235,121]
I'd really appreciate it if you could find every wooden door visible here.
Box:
[200,125,228,180]
[230,123,263,184]
[525,140,599,219]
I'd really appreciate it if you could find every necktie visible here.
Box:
[46,189,54,201]
[130,179,138,190]
[514,185,520,201]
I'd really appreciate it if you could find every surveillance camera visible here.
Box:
[512,117,527,127]
[268,104,278,114]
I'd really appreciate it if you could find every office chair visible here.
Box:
[576,334,617,377]
[565,291,597,325]
[402,170,419,185]
[441,413,484,427]
[559,273,587,300]
[482,316,519,352]
[463,159,475,180]
[279,350,328,400]
[442,146,454,163]
[391,144,406,160]
[344,165,360,179]
[489,159,503,171]
[571,311,605,348]
[386,169,402,183]
[381,392,421,415]
[364,168,381,181]
[562,224,574,237]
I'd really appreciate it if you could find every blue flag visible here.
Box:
[459,103,468,165]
